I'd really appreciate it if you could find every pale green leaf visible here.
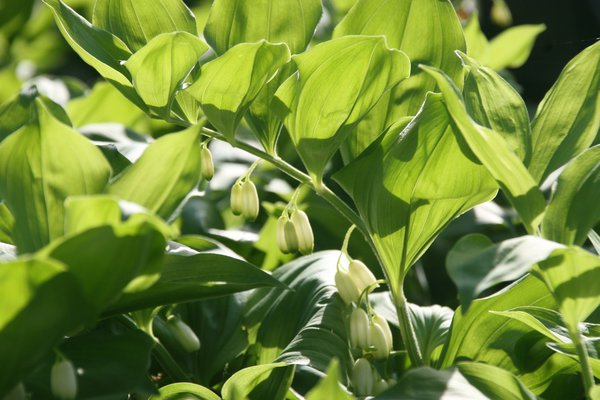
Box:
[333,0,466,160]
[305,360,354,400]
[457,362,537,400]
[490,306,570,344]
[542,146,600,245]
[589,230,600,255]
[93,0,198,52]
[186,41,290,140]
[531,247,600,332]
[528,41,600,183]
[275,35,410,180]
[108,125,202,220]
[459,51,532,163]
[0,258,91,396]
[464,14,489,61]
[105,252,283,315]
[150,383,221,400]
[0,97,111,254]
[221,363,294,400]
[422,65,546,234]
[204,0,322,55]
[485,25,546,70]
[335,94,496,293]
[446,234,563,312]
[63,195,122,235]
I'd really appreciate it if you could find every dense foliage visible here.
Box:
[0,0,599,399]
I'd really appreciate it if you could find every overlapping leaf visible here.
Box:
[221,363,294,400]
[333,0,466,160]
[335,94,497,294]
[186,41,290,140]
[274,35,410,180]
[422,66,546,234]
[528,41,600,183]
[542,146,600,245]
[93,0,198,52]
[0,97,111,253]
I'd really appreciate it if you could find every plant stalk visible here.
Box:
[395,287,425,367]
[152,339,192,382]
[570,327,595,399]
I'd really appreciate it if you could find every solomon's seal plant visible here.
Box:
[0,0,599,398]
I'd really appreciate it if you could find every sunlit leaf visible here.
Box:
[485,25,546,70]
[422,65,546,234]
[0,97,111,253]
[108,125,202,220]
[457,362,537,400]
[333,0,466,160]
[446,234,563,312]
[528,41,600,183]
[275,35,410,180]
[335,94,496,294]
[186,41,290,140]
[221,363,294,400]
[150,383,221,400]
[204,0,322,55]
[93,0,198,52]
[305,360,354,400]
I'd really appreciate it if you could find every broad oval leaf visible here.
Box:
[93,0,198,52]
[125,32,208,117]
[108,125,202,220]
[485,24,546,70]
[0,97,111,253]
[151,383,221,400]
[0,258,91,397]
[459,51,532,163]
[305,360,353,400]
[528,41,600,183]
[542,145,600,246]
[333,0,466,160]
[274,35,410,181]
[204,0,322,55]
[446,234,564,312]
[221,363,294,400]
[422,65,546,234]
[531,247,600,332]
[186,41,291,140]
[457,362,537,400]
[105,252,283,315]
[334,94,497,295]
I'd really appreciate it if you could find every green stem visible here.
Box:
[395,287,425,367]
[152,339,191,382]
[570,327,595,398]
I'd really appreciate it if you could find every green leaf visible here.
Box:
[64,195,122,235]
[186,41,290,140]
[422,65,546,234]
[528,41,600,183]
[151,383,221,400]
[0,97,111,253]
[457,362,537,400]
[245,251,352,375]
[61,330,156,399]
[221,363,294,400]
[333,0,466,160]
[463,14,489,61]
[446,234,563,312]
[305,360,354,400]
[374,367,486,399]
[490,306,570,344]
[459,51,532,163]
[93,0,198,52]
[41,0,145,109]
[531,247,600,332]
[204,0,322,55]
[125,32,208,116]
[105,252,283,315]
[274,35,410,180]
[0,258,91,396]
[108,125,201,220]
[0,203,14,245]
[589,230,600,255]
[542,146,600,246]
[335,94,496,294]
[39,216,167,313]
[485,25,546,70]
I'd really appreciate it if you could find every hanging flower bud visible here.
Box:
[240,180,260,221]
[200,145,214,181]
[283,217,299,253]
[167,316,201,353]
[51,358,77,400]
[276,215,291,254]
[230,182,243,215]
[291,210,314,255]
[351,358,374,397]
[374,379,389,395]
[372,313,393,350]
[491,0,512,27]
[5,383,26,400]
[334,267,361,304]
[369,318,392,359]
[349,307,370,350]
[348,259,377,295]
